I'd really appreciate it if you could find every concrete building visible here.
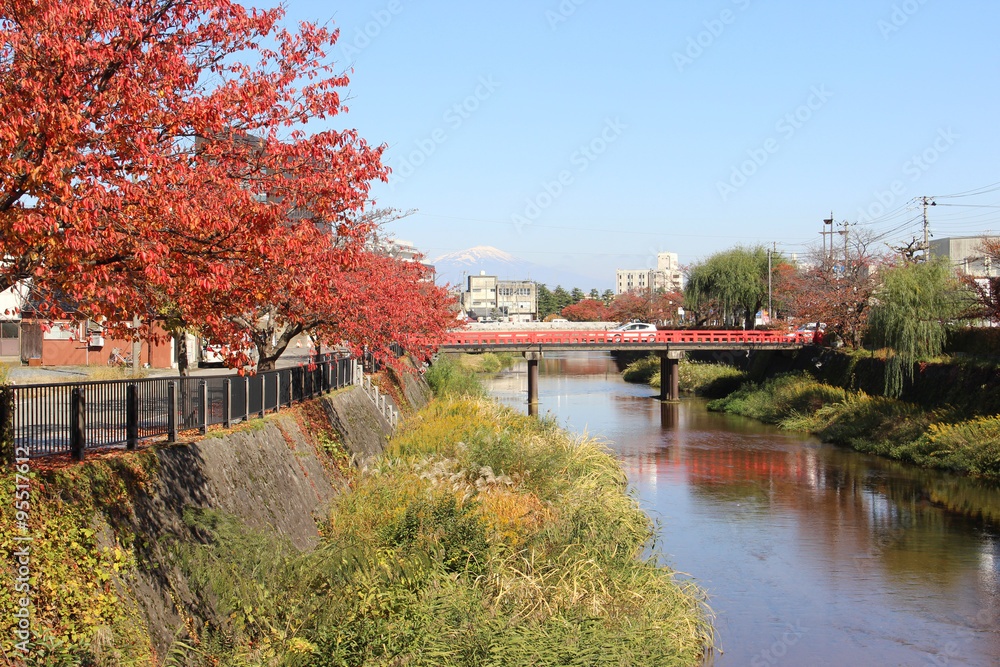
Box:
[616,252,684,295]
[460,271,537,322]
[930,236,999,277]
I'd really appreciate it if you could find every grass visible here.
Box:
[166,396,714,665]
[621,356,749,398]
[458,351,515,374]
[424,354,486,398]
[708,371,1000,480]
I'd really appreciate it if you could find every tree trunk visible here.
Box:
[176,333,191,377]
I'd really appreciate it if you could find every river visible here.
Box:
[482,351,1000,666]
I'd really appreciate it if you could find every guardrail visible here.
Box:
[439,329,816,346]
[3,354,357,460]
[356,367,399,430]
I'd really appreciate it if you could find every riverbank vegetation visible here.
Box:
[166,386,712,664]
[456,351,515,374]
[708,372,1000,480]
[622,355,748,398]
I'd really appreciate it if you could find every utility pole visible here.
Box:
[842,220,849,263]
[919,196,936,260]
[767,242,775,324]
[821,212,834,259]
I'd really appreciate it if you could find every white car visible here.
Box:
[609,322,658,342]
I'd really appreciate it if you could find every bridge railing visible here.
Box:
[439,329,816,346]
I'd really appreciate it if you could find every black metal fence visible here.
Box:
[4,354,358,460]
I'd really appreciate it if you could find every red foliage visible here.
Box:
[0,0,386,332]
[608,290,683,324]
[560,299,609,322]
[774,252,892,348]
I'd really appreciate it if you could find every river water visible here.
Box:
[482,352,1000,666]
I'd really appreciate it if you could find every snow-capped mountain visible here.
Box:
[432,246,601,291]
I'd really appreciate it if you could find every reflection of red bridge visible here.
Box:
[437,329,812,407]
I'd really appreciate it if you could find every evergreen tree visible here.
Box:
[535,283,557,318]
[552,285,572,311]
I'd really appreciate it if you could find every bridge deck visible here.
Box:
[438,329,813,353]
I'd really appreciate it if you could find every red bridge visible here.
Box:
[439,329,813,351]
[437,328,813,409]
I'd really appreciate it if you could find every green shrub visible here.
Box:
[622,355,659,384]
[679,361,748,397]
[708,372,847,424]
[424,354,484,397]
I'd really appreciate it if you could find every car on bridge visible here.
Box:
[609,322,658,342]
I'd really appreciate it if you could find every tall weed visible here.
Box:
[424,354,484,397]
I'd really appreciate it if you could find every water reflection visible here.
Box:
[483,352,1000,666]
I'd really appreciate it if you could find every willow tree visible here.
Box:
[684,245,784,328]
[866,257,967,396]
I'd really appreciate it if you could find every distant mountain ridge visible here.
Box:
[432,246,601,291]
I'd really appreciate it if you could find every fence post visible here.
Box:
[0,386,13,464]
[223,379,232,429]
[126,383,138,450]
[168,382,178,443]
[199,380,208,435]
[300,366,306,403]
[275,372,281,413]
[259,375,266,418]
[244,376,250,422]
[70,387,85,461]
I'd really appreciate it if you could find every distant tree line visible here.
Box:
[534,283,684,324]
[535,285,615,319]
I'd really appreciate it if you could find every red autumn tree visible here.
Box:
[172,219,456,372]
[608,291,648,323]
[560,299,609,322]
[774,232,892,347]
[606,289,683,324]
[0,0,385,335]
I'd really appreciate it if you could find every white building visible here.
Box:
[460,271,537,322]
[616,252,683,295]
[930,236,999,277]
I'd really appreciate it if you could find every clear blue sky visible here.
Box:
[276,0,1000,289]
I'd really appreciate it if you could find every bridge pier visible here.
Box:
[659,351,683,402]
[524,351,541,416]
